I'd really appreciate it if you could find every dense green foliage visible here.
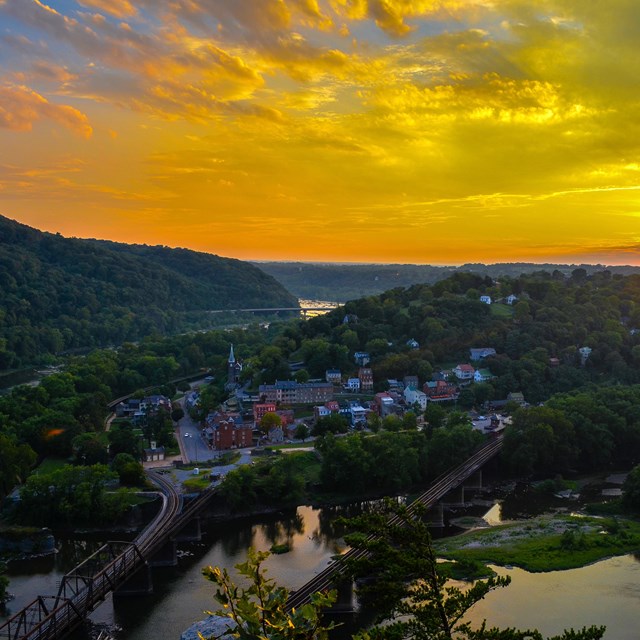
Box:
[220,452,318,512]
[202,541,605,640]
[0,215,297,367]
[316,426,483,495]
[502,386,640,475]
[15,464,129,526]
[218,424,483,507]
[255,261,640,302]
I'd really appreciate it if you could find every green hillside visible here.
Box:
[0,215,297,368]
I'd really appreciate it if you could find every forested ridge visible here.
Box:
[0,215,297,368]
[255,260,640,302]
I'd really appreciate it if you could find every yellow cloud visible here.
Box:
[77,0,136,18]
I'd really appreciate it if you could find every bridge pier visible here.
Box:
[329,580,355,613]
[426,503,445,527]
[113,563,153,597]
[442,485,467,508]
[176,515,202,542]
[148,539,178,567]
[464,470,483,490]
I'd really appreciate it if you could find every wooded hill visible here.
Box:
[291,269,640,405]
[255,261,640,302]
[0,215,297,368]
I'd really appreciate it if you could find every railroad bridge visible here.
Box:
[0,436,502,640]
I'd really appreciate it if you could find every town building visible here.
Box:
[423,380,459,402]
[325,369,342,384]
[374,392,396,416]
[358,367,374,391]
[403,375,419,389]
[469,347,496,361]
[480,295,492,304]
[226,344,243,390]
[453,364,475,381]
[205,411,253,450]
[404,386,428,410]
[354,351,371,366]
[258,380,334,404]
[253,403,277,424]
[346,377,361,392]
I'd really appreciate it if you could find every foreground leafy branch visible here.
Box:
[202,548,337,640]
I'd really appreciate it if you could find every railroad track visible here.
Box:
[285,435,503,611]
[0,470,195,640]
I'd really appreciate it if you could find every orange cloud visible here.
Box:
[0,84,92,137]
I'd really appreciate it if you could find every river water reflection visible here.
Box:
[3,502,640,640]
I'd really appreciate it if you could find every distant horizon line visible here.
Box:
[3,214,639,270]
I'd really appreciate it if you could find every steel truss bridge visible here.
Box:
[0,471,215,640]
[285,435,504,611]
[1,435,502,639]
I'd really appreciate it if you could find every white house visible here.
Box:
[406,338,420,349]
[479,295,492,305]
[506,294,518,305]
[349,404,367,425]
[453,364,475,380]
[404,386,428,410]
[346,377,361,391]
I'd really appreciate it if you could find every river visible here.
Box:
[3,502,639,640]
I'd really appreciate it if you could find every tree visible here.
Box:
[313,413,348,436]
[171,406,185,422]
[339,501,605,640]
[111,452,146,486]
[294,423,310,442]
[202,548,336,640]
[0,434,36,498]
[72,433,109,466]
[622,464,640,511]
[424,404,446,431]
[260,412,283,436]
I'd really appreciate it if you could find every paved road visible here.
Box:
[177,403,212,464]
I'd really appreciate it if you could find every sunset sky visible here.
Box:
[1,0,640,265]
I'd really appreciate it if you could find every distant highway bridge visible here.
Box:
[0,435,502,639]
[208,305,339,318]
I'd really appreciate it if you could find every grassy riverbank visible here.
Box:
[435,514,640,572]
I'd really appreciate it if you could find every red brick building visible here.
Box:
[212,419,253,450]
[358,367,374,391]
[253,402,277,423]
